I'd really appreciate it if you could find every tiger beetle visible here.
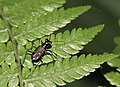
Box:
[28,38,52,64]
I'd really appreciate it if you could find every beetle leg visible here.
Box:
[41,40,43,44]
[28,50,32,53]
[46,50,62,62]
[32,43,37,48]
[22,49,33,64]
[27,49,33,55]
[47,50,57,57]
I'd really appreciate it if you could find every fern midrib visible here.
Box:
[24,60,100,82]
[0,7,24,87]
[24,54,114,83]
[15,17,63,38]
[14,8,81,39]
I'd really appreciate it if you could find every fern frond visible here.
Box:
[51,25,104,58]
[3,0,66,26]
[0,42,15,64]
[0,28,9,43]
[102,37,120,87]
[0,62,18,87]
[104,72,120,87]
[113,37,120,54]
[23,53,117,87]
[0,12,9,43]
[13,6,91,44]
[108,58,120,71]
[107,37,120,71]
[0,0,20,7]
[22,25,103,64]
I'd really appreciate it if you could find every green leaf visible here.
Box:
[0,62,18,87]
[103,37,120,87]
[0,42,15,65]
[0,19,9,43]
[22,25,104,64]
[108,58,120,71]
[23,53,117,87]
[98,86,107,87]
[0,0,21,7]
[107,37,120,71]
[0,28,9,43]
[113,37,120,54]
[8,75,19,87]
[104,72,120,87]
[13,6,91,44]
[50,25,104,58]
[3,0,66,26]
[0,19,6,28]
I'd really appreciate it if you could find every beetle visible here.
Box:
[31,38,52,63]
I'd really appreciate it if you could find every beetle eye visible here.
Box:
[46,42,52,45]
[45,38,49,42]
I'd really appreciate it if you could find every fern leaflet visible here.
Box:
[23,53,117,87]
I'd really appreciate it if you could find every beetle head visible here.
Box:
[42,38,52,49]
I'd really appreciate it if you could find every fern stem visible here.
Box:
[0,7,24,87]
